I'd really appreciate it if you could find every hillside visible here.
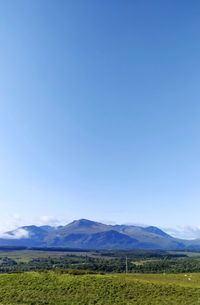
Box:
[0,272,199,304]
[0,219,197,250]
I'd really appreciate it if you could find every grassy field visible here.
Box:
[0,250,96,263]
[0,272,200,304]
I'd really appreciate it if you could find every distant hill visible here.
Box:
[0,218,198,250]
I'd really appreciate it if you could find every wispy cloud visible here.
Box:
[164,226,200,240]
[1,214,200,241]
[0,228,29,239]
[0,214,64,235]
[35,215,62,227]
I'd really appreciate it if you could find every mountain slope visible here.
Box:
[46,230,139,249]
[144,226,172,238]
[57,219,111,235]
[0,219,197,250]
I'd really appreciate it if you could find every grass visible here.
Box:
[168,251,200,258]
[0,250,95,263]
[0,272,200,304]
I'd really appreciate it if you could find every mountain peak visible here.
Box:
[68,219,105,228]
[0,219,188,250]
[71,219,96,226]
[144,226,171,238]
[59,219,110,236]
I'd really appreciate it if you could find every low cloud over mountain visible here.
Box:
[165,226,200,240]
[0,228,29,239]
[0,219,200,250]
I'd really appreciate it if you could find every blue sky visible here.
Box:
[0,1,200,236]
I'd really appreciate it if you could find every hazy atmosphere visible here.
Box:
[1,1,200,238]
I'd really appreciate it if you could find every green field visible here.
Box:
[0,272,200,305]
[0,250,94,263]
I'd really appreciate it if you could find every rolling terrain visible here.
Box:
[0,272,199,305]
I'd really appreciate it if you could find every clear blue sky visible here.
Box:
[0,1,200,234]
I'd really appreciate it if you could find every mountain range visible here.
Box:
[0,219,200,250]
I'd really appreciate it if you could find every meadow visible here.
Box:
[0,249,200,304]
[1,249,200,274]
[0,271,200,305]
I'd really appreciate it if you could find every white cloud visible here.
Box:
[0,214,65,235]
[35,215,61,227]
[0,228,29,239]
[1,214,200,241]
[0,214,26,235]
[164,225,200,240]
